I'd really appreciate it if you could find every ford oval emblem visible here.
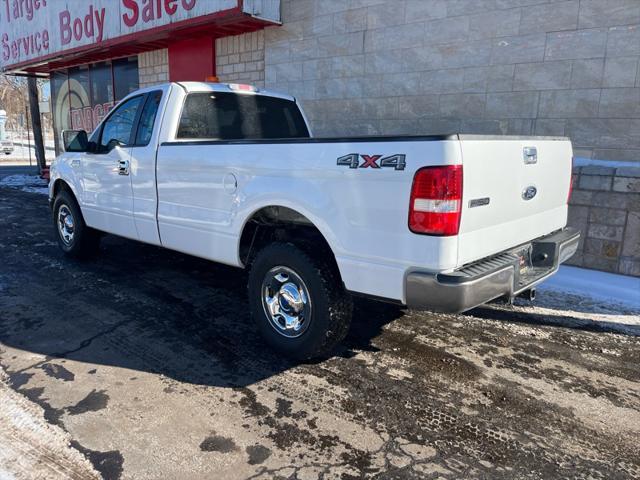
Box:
[522,186,537,201]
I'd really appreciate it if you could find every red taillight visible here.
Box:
[409,165,463,236]
[568,157,575,203]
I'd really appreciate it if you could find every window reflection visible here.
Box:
[51,57,139,154]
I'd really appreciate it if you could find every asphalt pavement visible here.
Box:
[0,186,638,480]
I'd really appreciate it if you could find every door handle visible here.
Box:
[118,159,130,176]
[71,159,80,167]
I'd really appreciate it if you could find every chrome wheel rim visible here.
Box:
[261,266,312,338]
[57,204,75,245]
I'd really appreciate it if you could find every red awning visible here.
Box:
[4,3,277,75]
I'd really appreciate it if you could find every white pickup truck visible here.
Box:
[50,82,579,359]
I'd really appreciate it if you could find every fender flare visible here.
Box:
[236,200,345,267]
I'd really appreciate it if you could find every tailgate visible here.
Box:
[457,136,573,267]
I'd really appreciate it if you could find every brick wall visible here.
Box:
[215,31,265,87]
[254,0,639,164]
[138,49,169,88]
[153,0,640,276]
[567,165,640,276]
[134,3,640,162]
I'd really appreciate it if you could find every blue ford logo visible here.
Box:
[522,186,537,200]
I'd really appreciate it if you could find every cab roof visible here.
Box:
[175,82,296,102]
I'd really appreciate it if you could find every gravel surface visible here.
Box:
[0,187,639,480]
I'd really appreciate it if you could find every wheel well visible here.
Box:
[239,206,339,271]
[52,179,73,199]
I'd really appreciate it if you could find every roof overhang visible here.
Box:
[1,0,280,76]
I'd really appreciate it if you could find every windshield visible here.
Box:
[177,92,310,140]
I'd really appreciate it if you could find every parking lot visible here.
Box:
[1,185,639,480]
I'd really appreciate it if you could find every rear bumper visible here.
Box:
[405,227,580,313]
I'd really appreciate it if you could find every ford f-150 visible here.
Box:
[49,82,580,359]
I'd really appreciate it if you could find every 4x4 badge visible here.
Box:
[337,153,406,170]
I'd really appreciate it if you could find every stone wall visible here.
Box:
[251,0,639,163]
[172,0,640,276]
[215,31,265,87]
[138,49,169,88]
[567,164,640,276]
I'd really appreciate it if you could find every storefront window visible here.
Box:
[68,65,92,133]
[90,62,114,128]
[50,57,139,153]
[50,71,70,154]
[114,57,140,101]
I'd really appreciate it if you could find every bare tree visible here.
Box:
[0,76,28,131]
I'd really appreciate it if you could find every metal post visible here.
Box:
[27,76,46,175]
[25,105,32,167]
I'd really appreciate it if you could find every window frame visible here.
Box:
[92,93,146,154]
[131,90,163,148]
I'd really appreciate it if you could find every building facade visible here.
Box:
[143,0,640,277]
[2,0,639,276]
[1,0,280,151]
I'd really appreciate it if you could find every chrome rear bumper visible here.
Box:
[405,227,580,313]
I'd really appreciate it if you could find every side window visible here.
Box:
[135,91,162,146]
[177,93,214,139]
[99,95,144,151]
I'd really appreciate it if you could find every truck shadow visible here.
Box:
[1,232,403,389]
[1,188,635,391]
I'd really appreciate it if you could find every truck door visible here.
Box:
[129,90,165,245]
[81,95,145,240]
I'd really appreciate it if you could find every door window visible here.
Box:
[99,96,144,152]
[135,91,163,146]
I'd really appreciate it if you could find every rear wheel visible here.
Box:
[248,242,352,360]
[52,190,100,258]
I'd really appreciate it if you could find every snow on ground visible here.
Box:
[0,370,100,480]
[573,157,638,169]
[539,265,640,309]
[504,266,640,336]
[0,175,48,195]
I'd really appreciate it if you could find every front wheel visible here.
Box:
[52,190,100,258]
[248,242,353,360]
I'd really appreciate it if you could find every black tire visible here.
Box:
[52,189,100,258]
[248,242,353,360]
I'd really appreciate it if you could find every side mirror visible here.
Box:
[62,130,88,152]
[106,138,124,151]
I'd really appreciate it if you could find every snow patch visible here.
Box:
[0,369,100,479]
[0,175,48,196]
[573,157,639,169]
[538,266,640,310]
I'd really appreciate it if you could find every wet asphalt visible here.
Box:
[0,186,639,480]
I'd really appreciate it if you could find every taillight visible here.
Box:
[409,165,463,236]
[568,156,575,204]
